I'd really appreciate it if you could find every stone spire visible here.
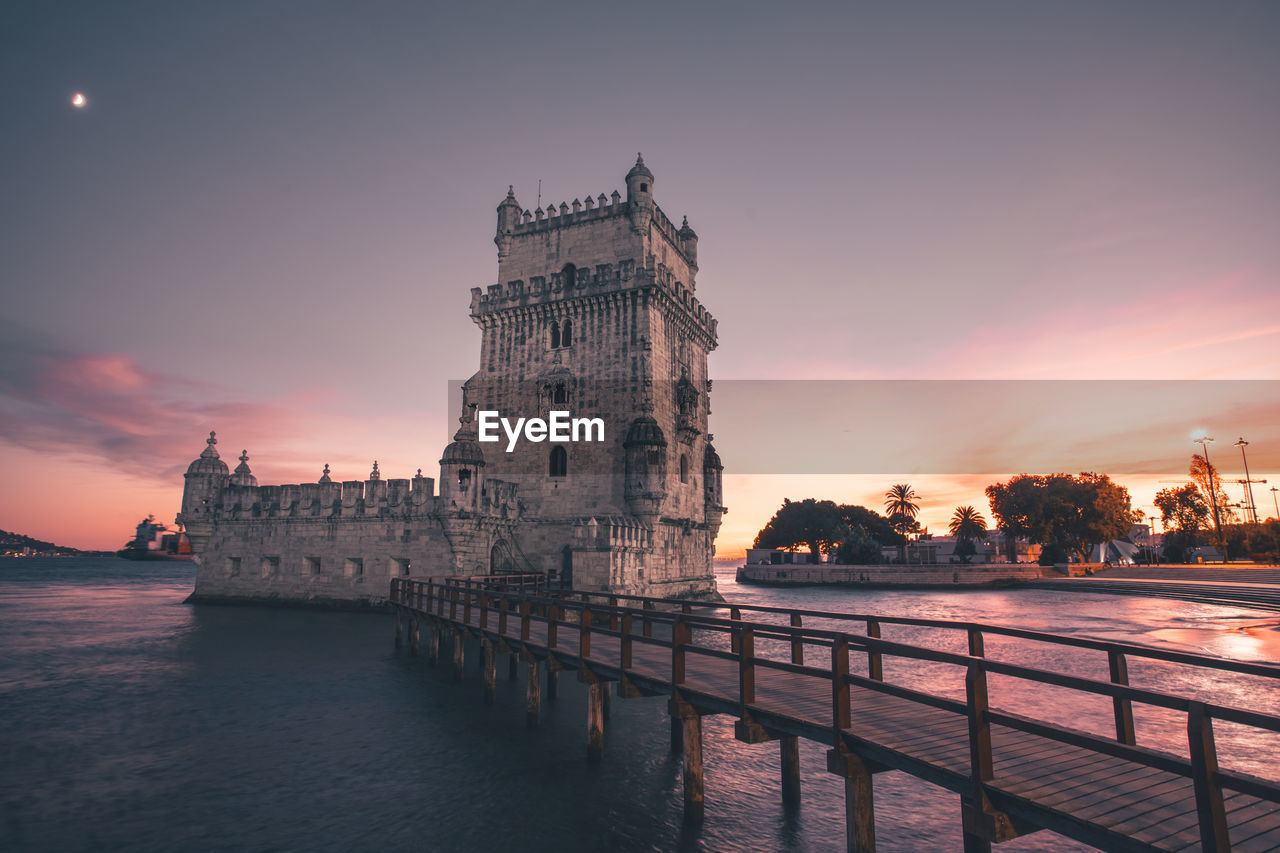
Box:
[230,450,258,488]
[319,463,331,484]
[201,431,220,458]
[369,460,381,480]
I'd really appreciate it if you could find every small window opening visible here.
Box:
[458,468,471,490]
[561,318,572,347]
[549,446,567,477]
[553,383,567,405]
[646,449,661,466]
[640,182,648,192]
[550,322,560,349]
[680,454,689,484]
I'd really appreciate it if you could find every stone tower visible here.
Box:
[464,154,724,597]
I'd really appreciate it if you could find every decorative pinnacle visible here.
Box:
[239,450,249,464]
[370,460,380,480]
[415,468,423,478]
[200,430,220,458]
[319,463,331,484]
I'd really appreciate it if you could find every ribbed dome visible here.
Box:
[703,442,722,470]
[440,436,486,467]
[624,416,667,448]
[186,431,229,476]
[626,152,653,182]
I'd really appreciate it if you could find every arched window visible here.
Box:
[458,468,471,490]
[562,263,577,288]
[561,318,572,347]
[550,322,560,349]
[553,383,567,405]
[549,446,567,477]
[679,454,689,484]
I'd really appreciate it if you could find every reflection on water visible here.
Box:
[2,557,1277,852]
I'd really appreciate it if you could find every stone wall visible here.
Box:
[736,562,1053,587]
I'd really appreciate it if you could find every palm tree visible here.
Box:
[948,506,987,541]
[949,506,987,564]
[884,483,921,562]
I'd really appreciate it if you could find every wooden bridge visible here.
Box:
[389,576,1280,852]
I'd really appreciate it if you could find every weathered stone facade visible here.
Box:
[180,156,725,607]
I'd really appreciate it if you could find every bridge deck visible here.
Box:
[393,579,1280,852]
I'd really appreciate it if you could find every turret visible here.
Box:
[703,439,724,511]
[230,450,258,487]
[439,423,486,511]
[178,431,229,552]
[626,153,654,234]
[678,216,699,272]
[494,185,521,260]
[624,416,667,518]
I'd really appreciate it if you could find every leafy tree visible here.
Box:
[835,525,883,564]
[837,504,904,548]
[1190,454,1233,543]
[986,473,1136,565]
[948,506,987,564]
[1154,484,1209,563]
[753,498,846,559]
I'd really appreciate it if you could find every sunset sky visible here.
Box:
[2,1,1278,552]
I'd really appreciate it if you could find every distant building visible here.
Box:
[180,156,725,607]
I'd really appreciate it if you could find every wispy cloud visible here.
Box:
[0,335,443,488]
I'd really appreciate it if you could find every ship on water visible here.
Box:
[117,515,191,561]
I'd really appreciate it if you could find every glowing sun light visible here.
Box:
[71,92,87,108]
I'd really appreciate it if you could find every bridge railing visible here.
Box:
[390,576,1280,849]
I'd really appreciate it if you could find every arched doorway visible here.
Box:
[490,541,514,575]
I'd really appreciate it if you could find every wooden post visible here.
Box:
[1108,650,1136,745]
[547,603,559,651]
[963,638,995,853]
[673,616,690,685]
[452,629,466,680]
[587,679,605,760]
[1188,702,1230,852]
[676,703,704,824]
[480,592,489,631]
[482,640,496,704]
[498,595,509,637]
[520,599,531,644]
[579,607,592,660]
[781,735,801,808]
[730,606,741,654]
[866,618,882,680]
[526,657,541,727]
[602,680,611,718]
[832,636,851,736]
[508,652,518,681]
[394,608,404,649]
[739,625,756,709]
[791,612,804,665]
[463,587,472,626]
[410,617,420,655]
[449,586,458,622]
[428,621,440,664]
[620,612,634,670]
[547,665,558,700]
[643,600,654,638]
[841,754,876,853]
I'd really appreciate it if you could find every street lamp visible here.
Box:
[1194,436,1224,551]
[1271,486,1279,522]
[1233,437,1258,524]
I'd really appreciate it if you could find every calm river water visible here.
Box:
[2,556,1278,852]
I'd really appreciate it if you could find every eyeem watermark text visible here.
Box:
[477,410,605,452]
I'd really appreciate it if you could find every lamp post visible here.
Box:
[1194,436,1224,551]
[1271,486,1279,522]
[1233,437,1258,524]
